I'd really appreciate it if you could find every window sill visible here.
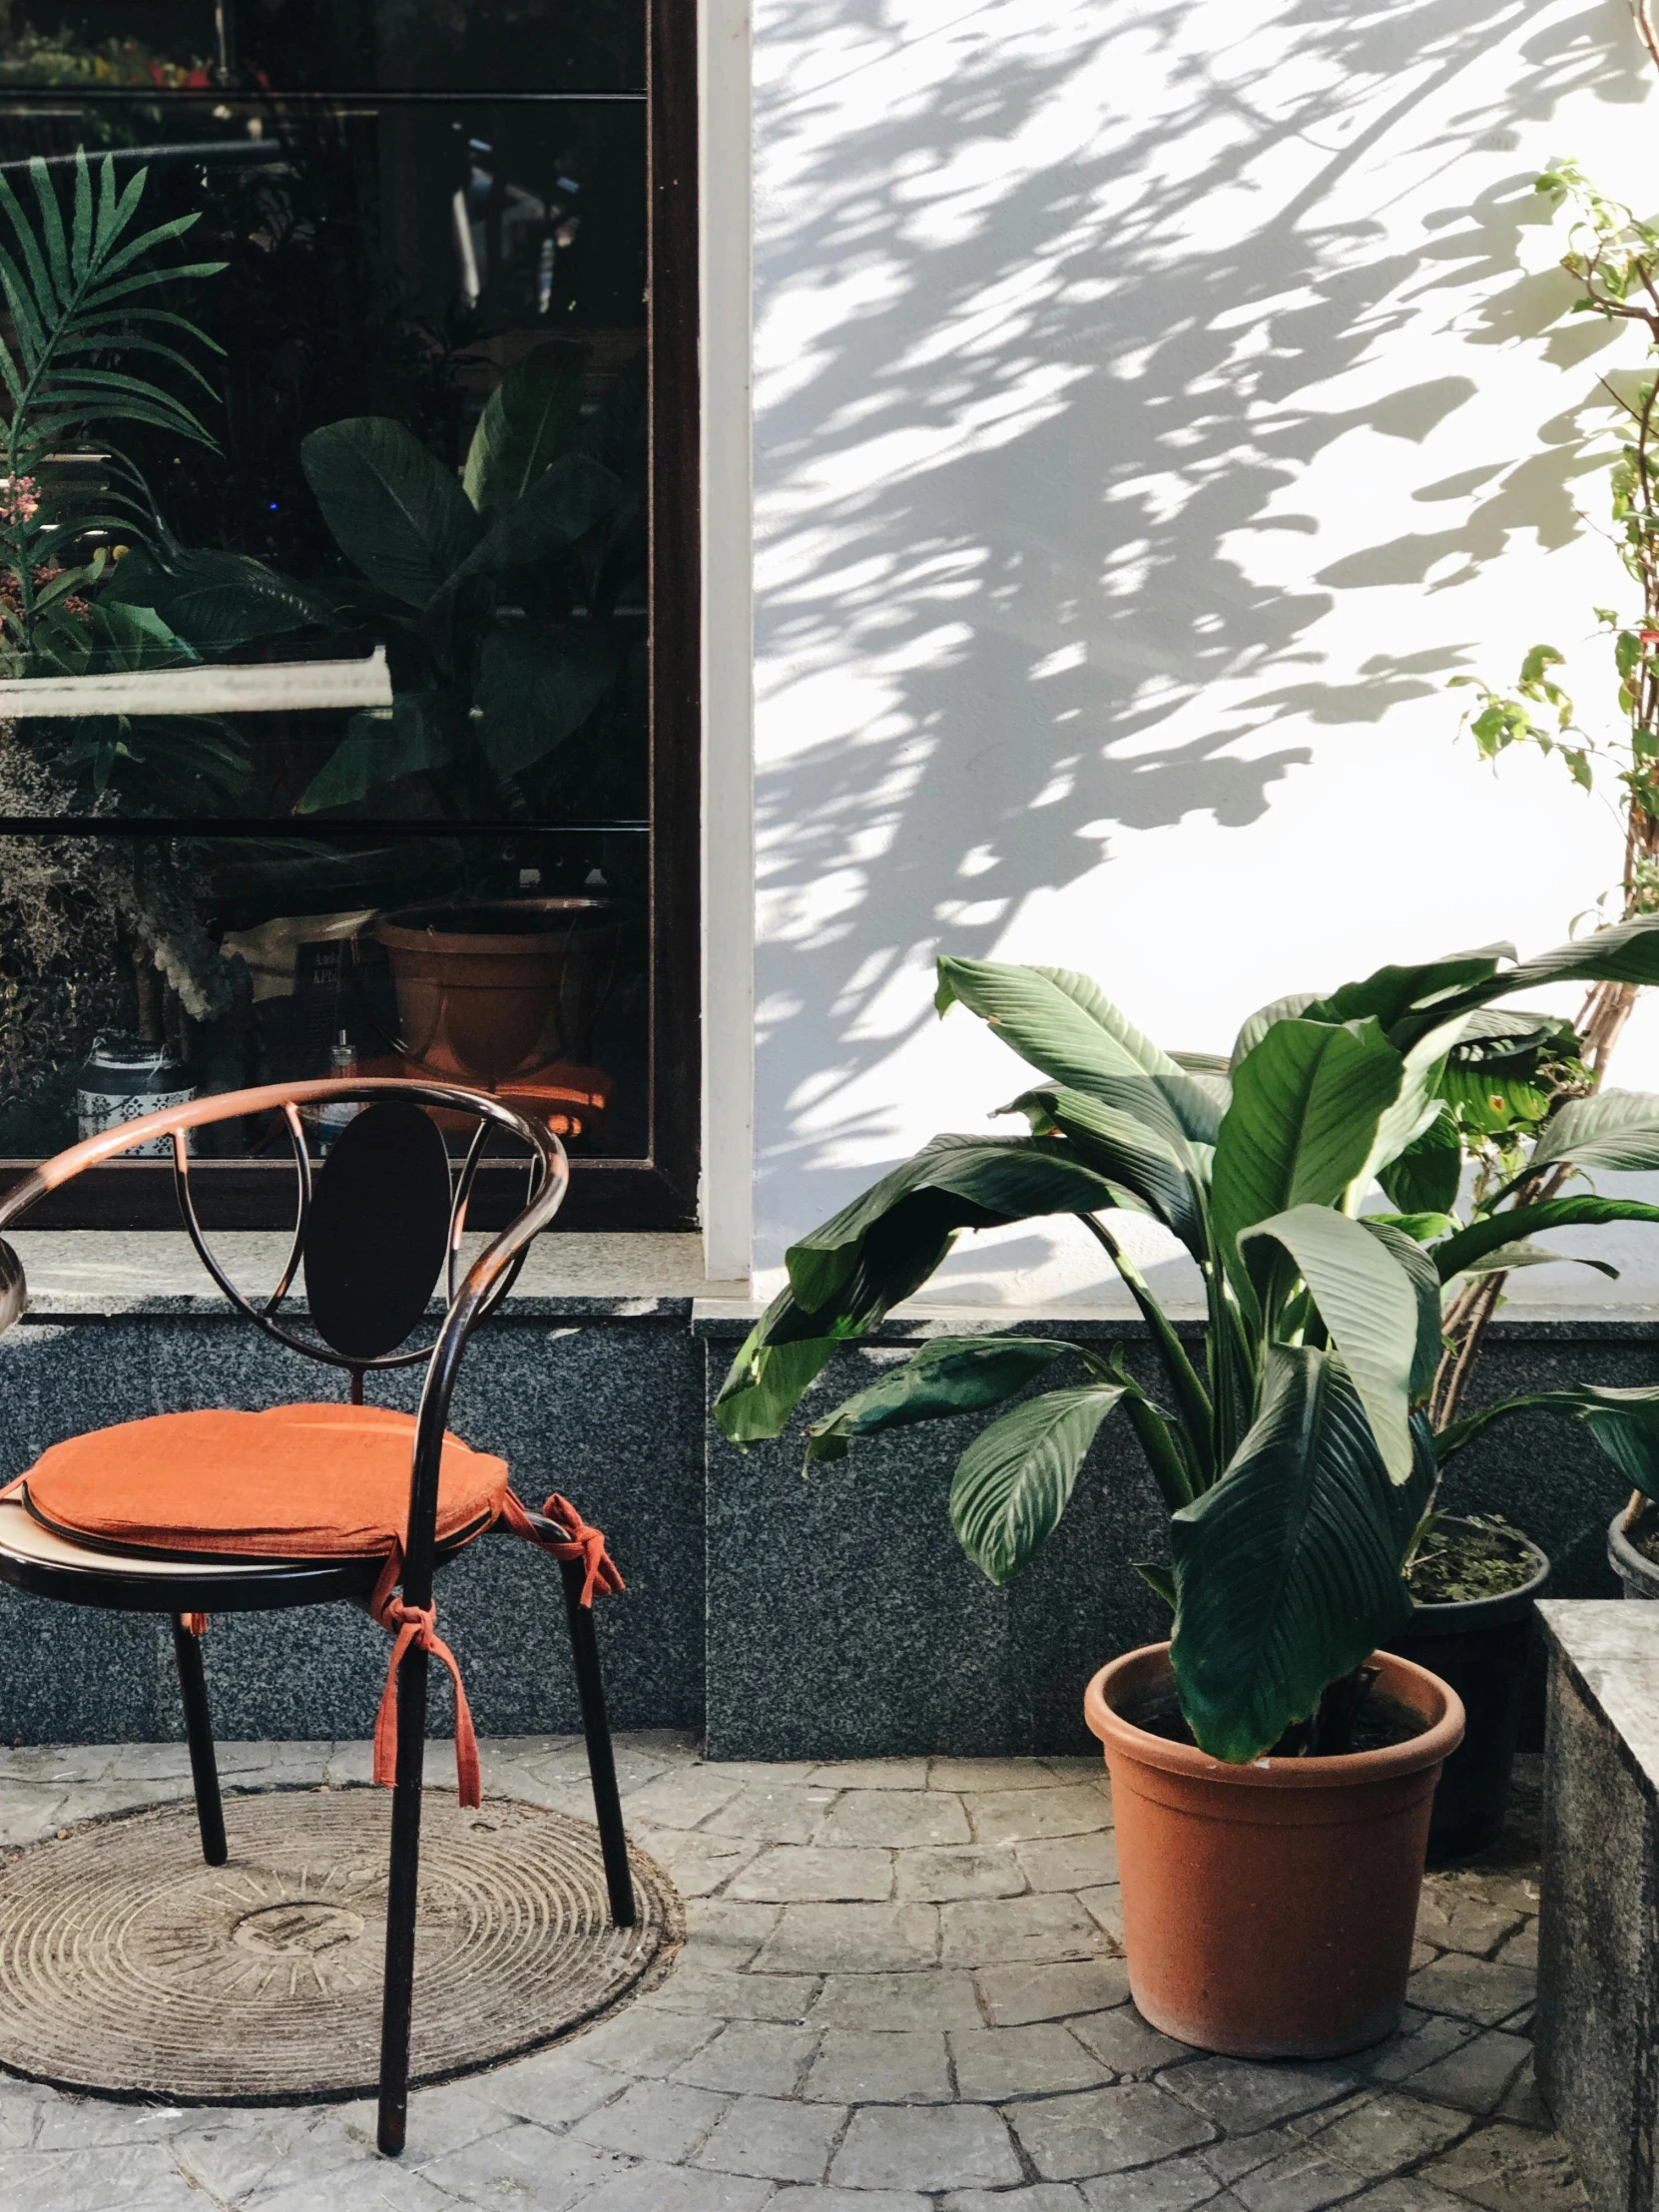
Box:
[2,1230,742,1322]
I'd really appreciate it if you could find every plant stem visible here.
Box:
[1117,1390,1196,1513]
[1078,1213,1215,1486]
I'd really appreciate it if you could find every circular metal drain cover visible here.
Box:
[0,1789,680,2102]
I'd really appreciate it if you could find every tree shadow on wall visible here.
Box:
[752,0,1643,1236]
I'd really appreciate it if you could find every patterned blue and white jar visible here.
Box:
[75,1037,196,1157]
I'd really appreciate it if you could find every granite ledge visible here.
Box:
[1538,1598,1659,1806]
[692,1299,1659,1343]
[3,1229,740,1323]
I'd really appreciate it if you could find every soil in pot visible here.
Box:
[1085,1644,1463,2060]
[1389,1514,1548,1866]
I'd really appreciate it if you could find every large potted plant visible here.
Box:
[717,927,1659,2056]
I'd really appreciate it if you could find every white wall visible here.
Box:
[747,0,1659,1305]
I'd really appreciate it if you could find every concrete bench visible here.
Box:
[1537,1600,1659,2212]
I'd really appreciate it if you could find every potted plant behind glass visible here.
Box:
[107,338,642,1091]
[717,929,1659,2057]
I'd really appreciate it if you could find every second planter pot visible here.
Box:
[1084,1643,1463,2059]
[1387,1517,1550,1865]
[1609,1502,1659,1597]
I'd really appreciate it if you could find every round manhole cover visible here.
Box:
[0,1789,681,2101]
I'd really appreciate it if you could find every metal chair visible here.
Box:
[0,1077,633,2155]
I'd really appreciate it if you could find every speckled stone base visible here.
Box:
[0,1297,1649,1756]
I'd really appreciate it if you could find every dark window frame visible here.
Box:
[0,0,701,1233]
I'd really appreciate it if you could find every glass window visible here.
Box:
[0,1,694,1224]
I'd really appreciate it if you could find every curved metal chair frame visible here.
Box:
[0,1078,633,2155]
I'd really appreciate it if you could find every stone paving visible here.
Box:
[0,1736,1580,2211]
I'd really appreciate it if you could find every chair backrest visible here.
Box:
[0,1079,570,1602]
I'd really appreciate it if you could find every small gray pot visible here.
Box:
[1609,1505,1659,1599]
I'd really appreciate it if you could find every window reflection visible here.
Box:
[0,2,644,94]
[0,1,655,1181]
[0,827,649,1159]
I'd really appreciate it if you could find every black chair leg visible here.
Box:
[170,1615,227,1869]
[559,1558,635,1927]
[377,1643,429,2158]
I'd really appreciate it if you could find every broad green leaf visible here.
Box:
[102,546,335,651]
[1356,1015,1471,1195]
[936,958,1219,1144]
[295,694,456,813]
[1170,1348,1430,1762]
[715,1321,838,1446]
[1239,1205,1419,1475]
[1431,1195,1659,1281]
[476,619,618,779]
[1231,992,1321,1066]
[1378,1104,1461,1215]
[87,599,199,672]
[300,417,481,608]
[785,1135,1123,1315]
[463,340,589,519]
[805,1337,1073,1462]
[1531,1089,1659,1172]
[1391,917,1659,1049]
[1437,1382,1659,1497]
[1439,1059,1551,1136]
[1210,1018,1403,1303]
[449,453,621,584]
[1369,1211,1459,1242]
[1447,1005,1578,1069]
[1304,947,1511,1034]
[715,1137,1125,1446]
[1359,1218,1444,1403]
[950,1385,1126,1583]
[1440,1240,1617,1282]
[1002,1084,1206,1254]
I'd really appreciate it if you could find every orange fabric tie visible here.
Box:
[181,1613,209,1638]
[369,1552,481,1809]
[499,1488,626,1606]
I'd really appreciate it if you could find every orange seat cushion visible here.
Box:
[20,1403,509,1562]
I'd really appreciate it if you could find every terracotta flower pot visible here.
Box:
[374,898,618,1089]
[1083,1643,1464,2059]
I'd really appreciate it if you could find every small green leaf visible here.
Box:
[463,340,590,519]
[1378,1104,1461,1215]
[1431,1195,1659,1280]
[1210,1018,1404,1305]
[950,1385,1126,1584]
[1531,1089,1659,1173]
[295,694,457,813]
[1134,1559,1176,1608]
[300,417,482,607]
[805,1337,1074,1462]
[1238,1205,1420,1475]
